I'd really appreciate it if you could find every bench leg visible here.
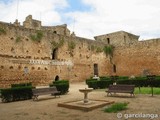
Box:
[52,94,60,98]
[33,95,38,101]
[107,92,112,96]
[130,92,135,97]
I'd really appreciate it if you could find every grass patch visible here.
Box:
[68,41,76,50]
[103,45,114,57]
[134,87,160,95]
[30,30,43,42]
[16,36,22,43]
[104,102,128,113]
[0,27,6,35]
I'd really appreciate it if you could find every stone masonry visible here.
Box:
[0,15,159,88]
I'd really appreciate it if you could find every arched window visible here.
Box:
[52,48,58,60]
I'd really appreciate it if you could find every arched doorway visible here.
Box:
[55,75,59,81]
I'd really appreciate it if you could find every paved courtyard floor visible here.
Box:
[0,82,160,120]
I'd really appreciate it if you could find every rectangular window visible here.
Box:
[107,38,110,44]
[113,64,116,73]
[94,64,99,76]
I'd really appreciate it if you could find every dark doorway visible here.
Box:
[52,48,58,60]
[94,64,99,76]
[113,64,116,73]
[107,38,110,44]
[55,75,59,81]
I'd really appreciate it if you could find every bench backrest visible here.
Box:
[32,87,57,94]
[108,84,135,91]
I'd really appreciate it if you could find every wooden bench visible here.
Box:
[32,87,60,101]
[106,84,135,97]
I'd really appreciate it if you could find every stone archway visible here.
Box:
[55,75,59,81]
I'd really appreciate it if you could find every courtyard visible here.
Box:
[0,82,160,120]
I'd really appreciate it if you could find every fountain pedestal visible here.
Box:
[79,88,93,103]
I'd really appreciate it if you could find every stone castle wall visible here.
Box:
[0,21,109,88]
[113,39,160,76]
[0,16,160,88]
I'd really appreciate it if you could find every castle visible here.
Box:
[0,15,159,88]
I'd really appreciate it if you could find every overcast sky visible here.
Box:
[0,0,160,40]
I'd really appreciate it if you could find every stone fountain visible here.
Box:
[79,88,93,103]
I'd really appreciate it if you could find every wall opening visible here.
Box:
[24,67,29,74]
[1,66,4,69]
[113,64,116,73]
[53,31,57,34]
[93,63,99,76]
[52,48,58,60]
[107,38,110,44]
[55,75,59,81]
[124,36,126,43]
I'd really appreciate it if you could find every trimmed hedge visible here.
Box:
[87,80,98,89]
[86,79,113,89]
[1,86,32,103]
[0,89,1,98]
[50,80,69,94]
[11,82,32,88]
[99,76,110,81]
[98,80,113,88]
[86,76,160,89]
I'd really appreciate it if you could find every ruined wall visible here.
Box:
[23,15,41,30]
[42,24,70,36]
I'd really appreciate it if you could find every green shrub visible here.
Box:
[99,76,110,81]
[0,27,6,35]
[11,82,32,88]
[53,80,69,84]
[98,80,113,88]
[117,79,131,85]
[15,36,22,43]
[103,45,114,57]
[54,83,69,94]
[87,80,98,89]
[50,80,69,95]
[117,76,160,87]
[117,76,129,80]
[86,77,113,89]
[68,41,76,50]
[155,76,160,80]
[1,86,32,103]
[30,31,43,42]
[0,89,2,98]
[86,76,160,89]
[90,45,95,51]
[104,102,128,113]
[86,78,95,84]
[149,80,160,87]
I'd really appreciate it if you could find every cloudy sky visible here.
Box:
[0,0,160,40]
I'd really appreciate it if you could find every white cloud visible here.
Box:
[0,0,160,40]
[66,0,160,40]
[0,0,68,25]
